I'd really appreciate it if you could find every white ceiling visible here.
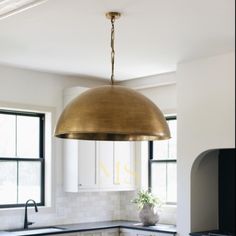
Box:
[0,0,235,81]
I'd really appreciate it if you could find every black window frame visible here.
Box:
[148,116,177,205]
[0,109,45,209]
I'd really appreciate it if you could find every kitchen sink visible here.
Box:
[9,227,65,236]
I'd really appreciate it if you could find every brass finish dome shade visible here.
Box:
[55,85,171,141]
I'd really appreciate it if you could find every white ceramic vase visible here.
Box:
[139,204,160,226]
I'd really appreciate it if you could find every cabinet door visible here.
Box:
[78,141,98,189]
[136,231,173,236]
[64,139,97,192]
[81,232,103,236]
[120,229,136,236]
[136,232,155,236]
[80,229,119,236]
[120,232,134,236]
[104,231,119,236]
[102,229,120,236]
[155,234,172,236]
[97,141,114,188]
[53,234,78,236]
[64,139,79,192]
[114,141,136,189]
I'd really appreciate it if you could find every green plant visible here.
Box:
[131,190,162,209]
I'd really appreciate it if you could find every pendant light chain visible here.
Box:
[111,16,116,85]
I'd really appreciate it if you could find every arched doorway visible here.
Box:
[190,149,235,235]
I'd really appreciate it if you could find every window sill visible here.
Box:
[162,204,177,209]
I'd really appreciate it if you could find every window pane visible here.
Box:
[17,116,40,158]
[0,114,16,157]
[0,161,17,204]
[153,140,169,160]
[153,118,177,160]
[168,120,177,159]
[167,163,177,203]
[18,161,41,203]
[151,163,167,202]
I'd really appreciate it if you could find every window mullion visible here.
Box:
[41,158,45,205]
[15,115,17,157]
[149,141,153,160]
[0,157,44,162]
[39,115,45,159]
[166,162,168,203]
[15,115,19,204]
[16,160,19,204]
[148,159,152,191]
[150,159,177,163]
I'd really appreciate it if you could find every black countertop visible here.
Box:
[57,221,177,234]
[0,220,177,236]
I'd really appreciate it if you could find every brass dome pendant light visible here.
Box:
[55,12,171,141]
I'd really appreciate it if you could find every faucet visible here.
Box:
[24,199,38,229]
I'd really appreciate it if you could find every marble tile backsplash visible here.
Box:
[0,189,121,230]
[0,190,176,230]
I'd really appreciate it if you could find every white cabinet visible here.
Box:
[97,141,136,191]
[64,139,136,192]
[80,229,119,236]
[97,141,114,188]
[78,141,97,189]
[54,228,174,236]
[114,141,135,189]
[120,229,134,236]
[80,231,103,236]
[63,139,98,192]
[63,87,136,192]
[103,229,120,236]
[54,234,78,236]
[120,229,173,236]
[79,229,119,236]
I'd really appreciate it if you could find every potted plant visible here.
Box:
[132,190,162,226]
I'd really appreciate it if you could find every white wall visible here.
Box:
[120,82,177,225]
[139,84,177,115]
[0,65,121,230]
[177,52,235,236]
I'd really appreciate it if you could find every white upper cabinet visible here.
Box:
[63,87,136,192]
[97,141,114,189]
[64,139,136,192]
[78,141,97,189]
[97,141,136,191]
[114,141,135,189]
[64,139,98,192]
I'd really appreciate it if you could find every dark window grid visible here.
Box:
[0,109,45,158]
[0,158,45,208]
[148,159,177,205]
[0,110,45,208]
[0,109,45,118]
[148,117,177,205]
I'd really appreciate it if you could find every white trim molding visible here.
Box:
[118,72,176,90]
[0,0,47,20]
